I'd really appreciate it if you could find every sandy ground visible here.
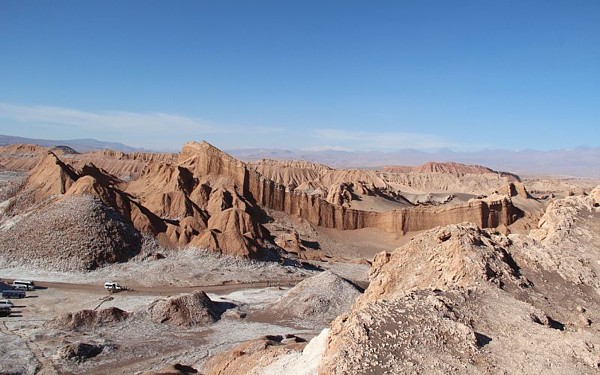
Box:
[0,247,316,287]
[314,226,417,260]
[0,253,368,374]
[0,280,321,374]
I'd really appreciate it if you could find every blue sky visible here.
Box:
[0,1,598,151]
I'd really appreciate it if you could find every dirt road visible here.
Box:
[2,278,302,297]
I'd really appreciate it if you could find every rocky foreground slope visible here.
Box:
[0,141,540,270]
[320,188,600,373]
[201,188,600,374]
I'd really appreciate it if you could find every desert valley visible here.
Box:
[2,1,599,373]
[0,140,599,374]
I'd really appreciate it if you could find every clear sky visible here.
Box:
[0,1,598,151]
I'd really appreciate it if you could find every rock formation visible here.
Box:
[0,195,142,271]
[202,334,308,375]
[145,291,218,327]
[58,342,107,362]
[270,271,362,327]
[49,307,129,330]
[0,141,537,267]
[315,189,600,374]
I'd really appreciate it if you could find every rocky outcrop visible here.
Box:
[26,152,79,200]
[359,223,528,307]
[202,334,308,375]
[191,208,266,257]
[317,194,600,374]
[178,141,248,190]
[12,144,269,257]
[67,149,177,180]
[49,307,129,330]
[270,271,362,327]
[58,342,107,362]
[245,151,524,233]
[499,181,531,198]
[248,159,331,188]
[516,187,600,287]
[0,195,142,271]
[325,183,354,207]
[146,291,218,327]
[252,159,521,199]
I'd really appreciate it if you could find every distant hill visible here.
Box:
[228,146,600,178]
[0,134,143,153]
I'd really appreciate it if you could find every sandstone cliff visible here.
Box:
[249,158,523,212]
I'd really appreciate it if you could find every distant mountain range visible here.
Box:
[228,146,600,178]
[0,134,143,153]
[1,134,598,177]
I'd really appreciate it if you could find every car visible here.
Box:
[12,280,35,290]
[104,282,123,291]
[0,299,14,307]
[0,305,10,317]
[1,290,25,299]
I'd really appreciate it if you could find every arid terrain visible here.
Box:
[1,141,599,374]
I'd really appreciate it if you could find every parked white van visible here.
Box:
[13,280,35,291]
[104,282,123,291]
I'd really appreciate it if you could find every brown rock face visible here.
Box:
[192,208,265,257]
[26,152,79,200]
[500,181,531,198]
[5,142,273,259]
[250,176,521,233]
[178,141,248,189]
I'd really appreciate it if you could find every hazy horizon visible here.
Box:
[2,133,600,178]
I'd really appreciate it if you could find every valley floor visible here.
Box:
[0,252,369,374]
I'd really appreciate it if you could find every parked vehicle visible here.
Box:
[0,299,14,307]
[2,290,26,299]
[12,280,35,290]
[0,305,10,317]
[104,282,123,291]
